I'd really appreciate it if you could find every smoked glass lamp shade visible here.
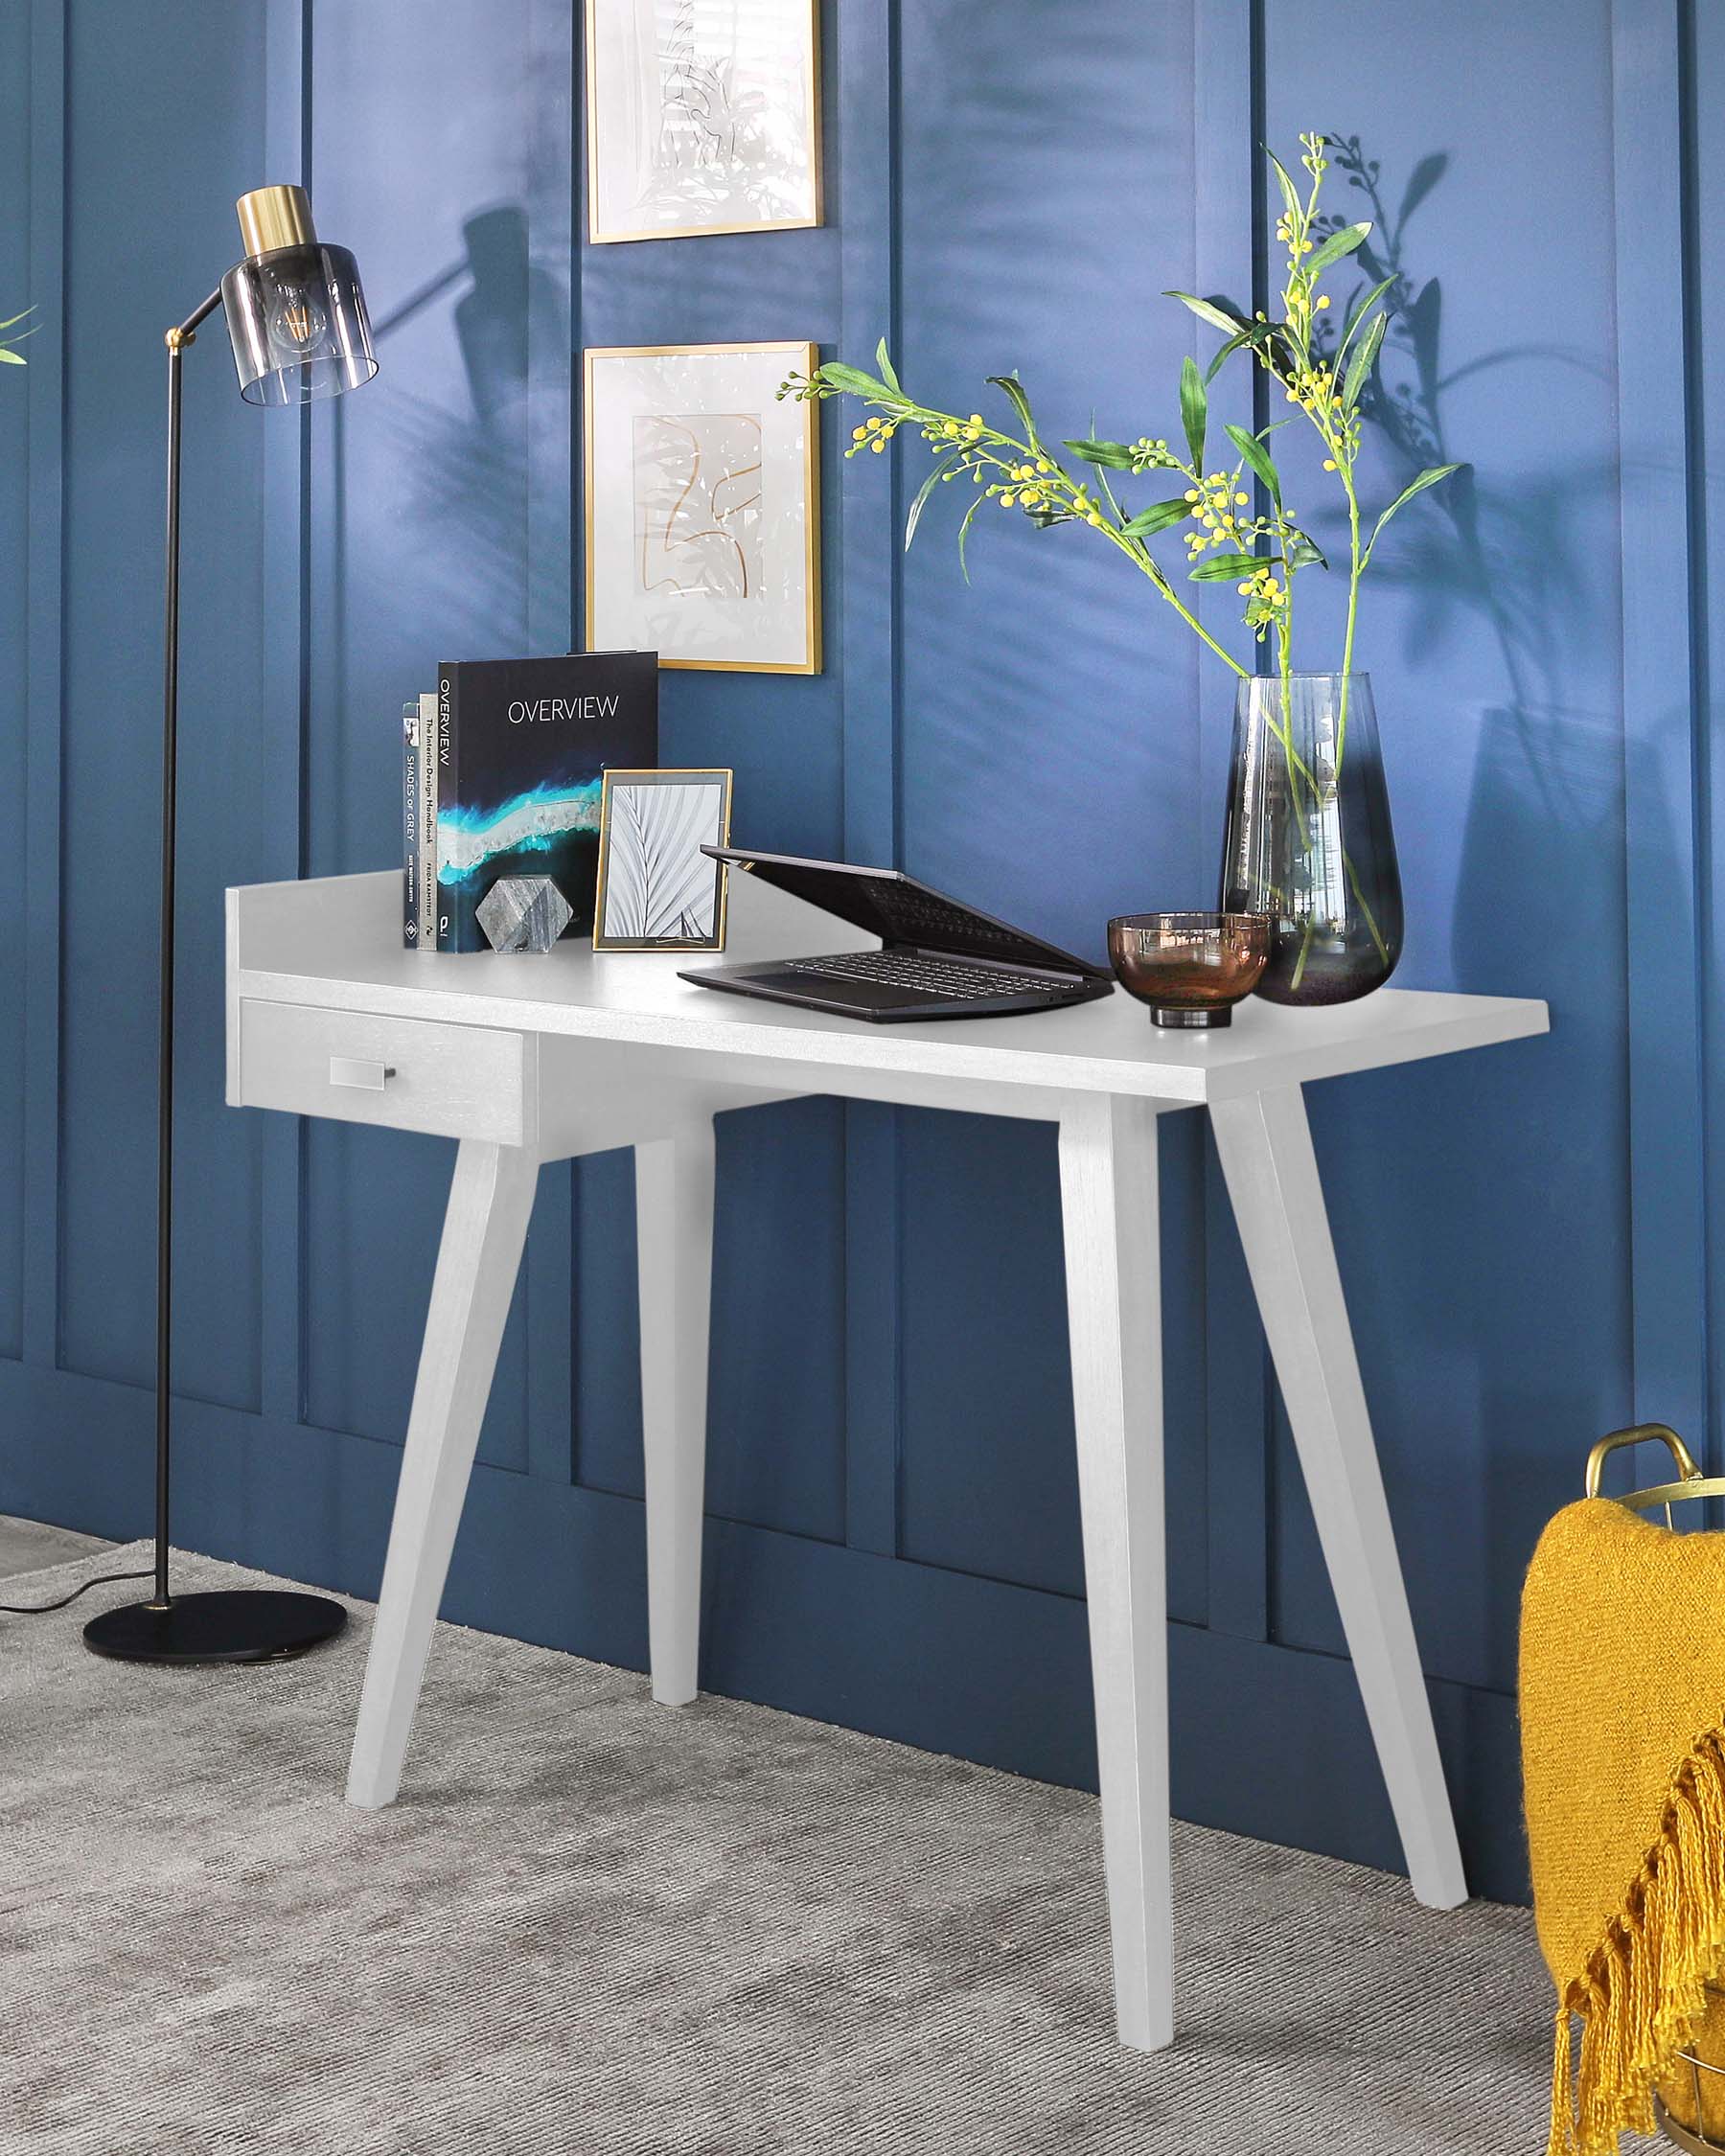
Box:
[219,241,377,406]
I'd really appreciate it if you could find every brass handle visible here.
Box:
[1584,1423,1703,1499]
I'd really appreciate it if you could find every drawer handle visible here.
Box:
[329,1056,396,1092]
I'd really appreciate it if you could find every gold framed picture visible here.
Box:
[585,0,823,244]
[584,341,820,675]
[593,767,735,951]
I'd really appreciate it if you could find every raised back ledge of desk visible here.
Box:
[227,869,1551,1112]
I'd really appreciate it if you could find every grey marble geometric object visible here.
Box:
[475,876,574,953]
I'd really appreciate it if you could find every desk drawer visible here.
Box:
[238,1000,532,1146]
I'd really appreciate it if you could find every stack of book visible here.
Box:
[402,652,657,952]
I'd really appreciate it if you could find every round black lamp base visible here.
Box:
[83,1589,348,1665]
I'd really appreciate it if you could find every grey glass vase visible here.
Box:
[1218,672,1403,1006]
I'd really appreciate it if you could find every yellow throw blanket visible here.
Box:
[1522,1496,1725,2155]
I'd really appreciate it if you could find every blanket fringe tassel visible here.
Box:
[1551,1728,1725,2156]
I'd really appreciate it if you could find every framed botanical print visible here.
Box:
[585,0,822,244]
[593,768,734,951]
[584,341,820,675]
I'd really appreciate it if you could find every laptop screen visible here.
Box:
[707,849,1108,977]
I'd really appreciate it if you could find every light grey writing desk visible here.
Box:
[225,866,1548,2050]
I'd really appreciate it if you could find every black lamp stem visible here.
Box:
[81,267,351,1664]
[82,274,350,1663]
[153,287,230,1610]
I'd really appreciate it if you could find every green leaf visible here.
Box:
[986,372,1040,448]
[819,361,893,401]
[0,309,34,332]
[0,347,24,364]
[956,489,988,585]
[1188,551,1262,584]
[1366,462,1462,555]
[1062,436,1135,470]
[904,453,960,552]
[1179,356,1206,473]
[1343,310,1388,407]
[1204,330,1254,385]
[1285,534,1328,570]
[1122,497,1194,538]
[1203,322,1277,384]
[874,339,902,395]
[1337,276,1395,357]
[1225,423,1281,507]
[1305,221,1372,278]
[1266,149,1302,224]
[1164,290,1246,340]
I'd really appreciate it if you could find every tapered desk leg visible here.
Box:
[1057,1094,1173,2053]
[635,1118,716,1708]
[347,1139,540,1809]
[1209,1083,1466,1909]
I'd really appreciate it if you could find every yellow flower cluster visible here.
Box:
[927,412,987,447]
[1238,563,1283,604]
[1182,470,1249,558]
[846,413,903,457]
[997,456,1059,513]
[1285,362,1343,417]
[1278,136,1334,335]
[1276,352,1362,472]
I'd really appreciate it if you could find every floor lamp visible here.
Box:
[84,186,378,1664]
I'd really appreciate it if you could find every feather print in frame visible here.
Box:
[593,767,733,950]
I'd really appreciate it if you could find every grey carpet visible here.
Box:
[0,1515,111,1579]
[1,1543,1559,2156]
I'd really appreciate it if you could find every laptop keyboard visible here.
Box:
[783,951,1064,999]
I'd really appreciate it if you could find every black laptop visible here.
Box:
[679,848,1115,1023]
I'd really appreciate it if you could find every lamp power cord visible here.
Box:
[0,1569,154,1616]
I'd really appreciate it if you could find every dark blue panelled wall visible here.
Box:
[3,0,1712,1904]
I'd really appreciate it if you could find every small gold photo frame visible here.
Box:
[593,768,734,952]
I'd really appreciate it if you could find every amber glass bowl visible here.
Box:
[1107,911,1271,1029]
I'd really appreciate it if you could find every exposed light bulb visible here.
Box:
[267,285,327,358]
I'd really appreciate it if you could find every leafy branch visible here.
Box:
[1166,132,1460,751]
[785,344,1326,682]
[780,131,1465,756]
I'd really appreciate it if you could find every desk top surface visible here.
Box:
[228,870,1550,1107]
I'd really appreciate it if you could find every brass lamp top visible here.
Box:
[236,184,315,259]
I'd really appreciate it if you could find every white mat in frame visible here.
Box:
[585,0,822,243]
[585,341,820,675]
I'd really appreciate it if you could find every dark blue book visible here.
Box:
[433,653,658,952]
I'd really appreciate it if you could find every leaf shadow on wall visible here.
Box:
[335,203,570,658]
[303,206,570,1442]
[883,10,1208,952]
[1314,139,1617,1001]
[1302,140,1629,1701]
